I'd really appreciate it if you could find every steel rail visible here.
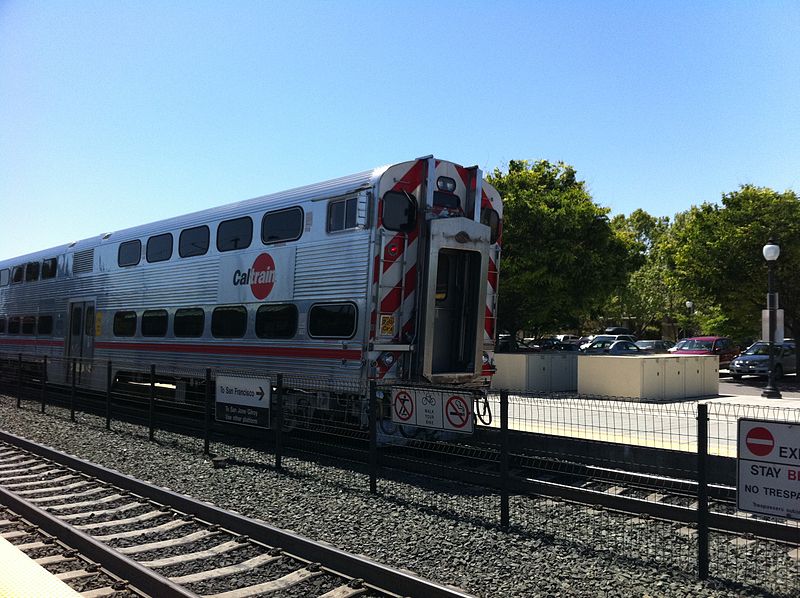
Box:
[0,429,474,598]
[0,485,195,598]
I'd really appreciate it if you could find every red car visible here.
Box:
[671,336,738,368]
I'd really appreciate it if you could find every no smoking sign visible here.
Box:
[390,389,474,433]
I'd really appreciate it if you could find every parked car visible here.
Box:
[604,326,633,336]
[581,337,642,354]
[729,341,797,379]
[555,334,581,344]
[635,340,675,354]
[671,336,739,368]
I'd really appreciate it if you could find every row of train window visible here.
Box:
[0,315,53,336]
[118,197,360,268]
[0,303,357,340]
[0,258,58,287]
[110,303,357,339]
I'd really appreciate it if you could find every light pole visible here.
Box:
[761,238,781,399]
[685,301,694,337]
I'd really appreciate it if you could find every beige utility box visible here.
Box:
[577,354,719,400]
[492,352,578,392]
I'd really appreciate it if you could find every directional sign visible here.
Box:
[215,375,271,428]
[737,418,800,519]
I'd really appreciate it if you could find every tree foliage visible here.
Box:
[487,160,634,336]
[669,185,800,340]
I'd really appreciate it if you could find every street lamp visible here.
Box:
[761,238,782,399]
[685,301,694,337]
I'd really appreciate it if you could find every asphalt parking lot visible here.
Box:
[719,371,800,398]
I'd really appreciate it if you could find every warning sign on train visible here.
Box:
[737,418,800,520]
[445,395,471,430]
[393,390,414,422]
[390,388,474,433]
[216,375,271,429]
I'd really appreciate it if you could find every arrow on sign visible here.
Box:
[257,387,265,401]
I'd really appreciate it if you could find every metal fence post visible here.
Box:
[105,361,112,430]
[16,354,22,408]
[203,369,212,455]
[148,365,156,441]
[70,358,76,421]
[275,374,283,471]
[40,356,47,414]
[697,403,709,580]
[369,381,378,494]
[500,390,510,530]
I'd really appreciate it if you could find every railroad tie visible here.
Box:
[203,567,325,598]
[60,501,143,521]
[170,552,282,584]
[141,539,244,568]
[117,528,218,555]
[93,518,190,542]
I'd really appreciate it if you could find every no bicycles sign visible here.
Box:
[390,388,474,433]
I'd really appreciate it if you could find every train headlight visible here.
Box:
[436,176,456,192]
[380,352,395,367]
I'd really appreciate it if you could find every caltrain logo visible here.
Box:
[233,253,276,300]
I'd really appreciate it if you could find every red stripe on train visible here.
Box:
[94,341,361,361]
[391,160,425,194]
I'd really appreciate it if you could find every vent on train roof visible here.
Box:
[72,248,94,274]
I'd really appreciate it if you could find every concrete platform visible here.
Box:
[0,535,81,597]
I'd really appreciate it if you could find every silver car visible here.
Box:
[729,341,796,379]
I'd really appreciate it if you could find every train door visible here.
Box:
[66,300,95,381]
[420,217,489,384]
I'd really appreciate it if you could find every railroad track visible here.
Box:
[0,431,473,598]
[0,502,142,596]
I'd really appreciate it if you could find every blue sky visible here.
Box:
[1,1,798,261]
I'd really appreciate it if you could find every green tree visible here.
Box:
[670,185,800,340]
[487,160,635,337]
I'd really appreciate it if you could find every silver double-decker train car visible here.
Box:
[0,156,502,422]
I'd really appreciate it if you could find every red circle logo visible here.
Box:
[250,253,276,300]
[746,427,775,457]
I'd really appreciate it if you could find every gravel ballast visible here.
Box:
[0,395,793,598]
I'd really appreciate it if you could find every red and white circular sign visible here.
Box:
[250,253,276,300]
[745,426,775,457]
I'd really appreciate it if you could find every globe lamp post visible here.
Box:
[761,238,782,399]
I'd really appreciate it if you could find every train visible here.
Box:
[0,156,502,427]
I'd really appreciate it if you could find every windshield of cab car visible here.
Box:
[743,343,779,356]
[682,339,713,350]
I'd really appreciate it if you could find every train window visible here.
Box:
[146,233,173,263]
[211,305,247,338]
[41,258,57,279]
[118,240,142,267]
[113,311,137,337]
[433,191,461,210]
[480,207,500,244]
[0,317,5,333]
[179,225,210,258]
[141,309,168,337]
[85,306,95,337]
[12,266,23,284]
[261,207,303,245]
[21,316,36,335]
[382,191,417,232]
[0,269,8,286]
[71,306,82,336]
[327,197,358,232]
[255,304,297,339]
[174,308,205,337]
[217,217,253,252]
[37,315,53,336]
[308,303,357,339]
[25,262,40,282]
[8,317,20,334]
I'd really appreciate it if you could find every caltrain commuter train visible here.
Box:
[0,156,502,424]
